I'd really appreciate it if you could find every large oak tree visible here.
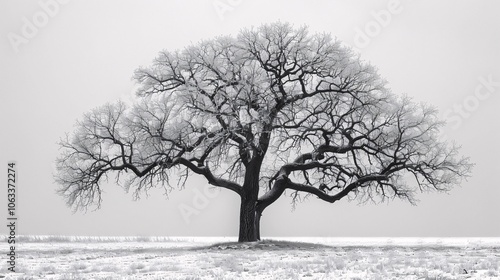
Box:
[55,22,472,242]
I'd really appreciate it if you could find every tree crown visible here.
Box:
[56,22,472,211]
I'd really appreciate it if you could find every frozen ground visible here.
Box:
[0,236,499,279]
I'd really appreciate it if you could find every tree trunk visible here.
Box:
[238,197,259,242]
[238,159,262,242]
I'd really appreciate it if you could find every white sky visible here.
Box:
[1,0,499,238]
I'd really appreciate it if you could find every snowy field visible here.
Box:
[1,236,499,279]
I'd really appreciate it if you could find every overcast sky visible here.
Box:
[1,0,499,238]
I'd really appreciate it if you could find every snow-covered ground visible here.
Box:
[1,236,499,279]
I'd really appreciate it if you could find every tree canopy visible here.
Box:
[55,22,472,242]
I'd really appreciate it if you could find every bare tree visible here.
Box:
[55,22,473,242]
